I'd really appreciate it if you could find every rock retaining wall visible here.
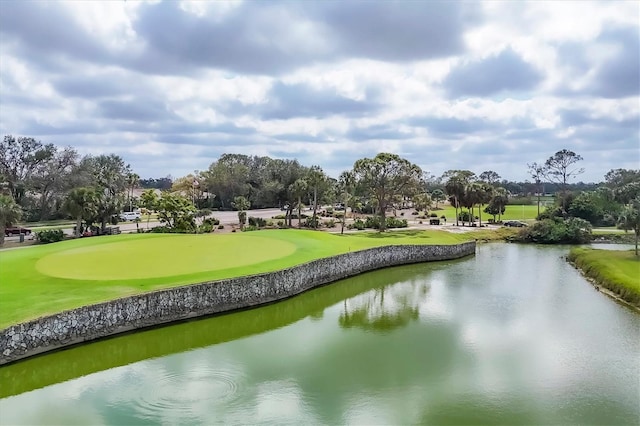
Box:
[0,242,475,364]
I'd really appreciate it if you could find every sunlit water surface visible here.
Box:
[1,244,638,425]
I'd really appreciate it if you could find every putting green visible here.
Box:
[35,234,297,280]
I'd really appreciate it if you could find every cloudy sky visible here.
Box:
[1,1,638,182]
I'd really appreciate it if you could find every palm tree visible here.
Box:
[617,197,640,256]
[63,187,97,238]
[445,177,465,226]
[465,182,484,226]
[127,173,140,212]
[0,195,22,247]
[478,183,495,227]
[307,165,325,229]
[289,179,308,228]
[338,171,355,235]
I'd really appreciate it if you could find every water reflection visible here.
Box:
[339,284,424,333]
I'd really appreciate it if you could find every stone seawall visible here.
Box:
[0,242,475,364]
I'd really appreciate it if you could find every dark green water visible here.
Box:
[1,244,639,425]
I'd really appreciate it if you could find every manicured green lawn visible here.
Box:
[0,229,473,328]
[592,228,626,235]
[568,248,640,306]
[427,204,540,222]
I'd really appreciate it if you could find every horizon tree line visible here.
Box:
[1,134,638,245]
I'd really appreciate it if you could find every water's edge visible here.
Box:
[566,257,640,312]
[0,242,475,365]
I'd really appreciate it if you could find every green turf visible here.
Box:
[592,228,627,235]
[0,229,474,328]
[568,248,640,306]
[427,204,540,222]
[36,234,298,280]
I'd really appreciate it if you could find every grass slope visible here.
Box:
[568,248,640,307]
[0,229,472,328]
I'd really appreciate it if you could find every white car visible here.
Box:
[119,211,141,221]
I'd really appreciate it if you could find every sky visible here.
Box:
[1,1,638,183]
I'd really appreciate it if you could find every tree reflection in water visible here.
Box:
[339,283,428,333]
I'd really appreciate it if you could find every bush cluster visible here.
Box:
[248,216,267,227]
[516,217,592,244]
[458,211,472,222]
[36,229,65,244]
[197,217,220,233]
[347,216,408,230]
[323,219,336,228]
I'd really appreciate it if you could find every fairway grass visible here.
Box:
[0,229,473,328]
[568,248,640,307]
[430,204,540,222]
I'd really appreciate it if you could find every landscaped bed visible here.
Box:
[0,229,475,328]
[568,247,640,307]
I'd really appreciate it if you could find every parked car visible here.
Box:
[4,227,32,236]
[504,220,527,227]
[334,203,345,211]
[119,211,141,221]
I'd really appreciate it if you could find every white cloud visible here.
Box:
[0,0,637,181]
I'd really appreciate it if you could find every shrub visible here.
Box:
[303,217,319,228]
[272,214,287,220]
[334,212,345,219]
[248,216,267,227]
[151,226,175,234]
[412,211,419,215]
[36,229,65,244]
[458,211,471,222]
[199,223,214,233]
[323,219,336,228]
[243,225,259,232]
[430,213,438,218]
[386,217,408,228]
[537,206,563,220]
[218,225,224,229]
[362,216,408,229]
[350,219,366,230]
[364,216,379,229]
[516,217,592,244]
[202,217,220,227]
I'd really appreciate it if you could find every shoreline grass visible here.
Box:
[568,248,640,307]
[0,229,475,328]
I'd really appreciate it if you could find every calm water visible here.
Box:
[1,244,639,425]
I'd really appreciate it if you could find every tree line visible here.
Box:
[1,134,638,249]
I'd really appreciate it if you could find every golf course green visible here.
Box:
[36,234,298,280]
[0,229,473,328]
